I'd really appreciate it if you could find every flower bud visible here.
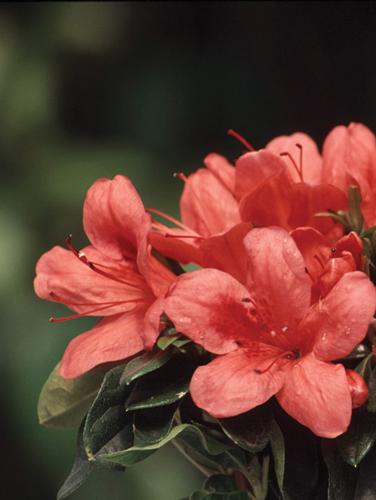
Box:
[346,369,368,408]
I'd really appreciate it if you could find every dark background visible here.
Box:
[0,2,375,499]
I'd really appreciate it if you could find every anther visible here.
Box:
[173,172,188,182]
[227,129,255,152]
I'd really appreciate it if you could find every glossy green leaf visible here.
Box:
[100,423,236,468]
[120,349,173,385]
[57,420,94,499]
[321,440,356,500]
[83,364,133,459]
[336,408,376,467]
[188,474,251,499]
[126,379,189,411]
[133,403,178,446]
[218,405,272,453]
[270,420,285,499]
[37,364,104,429]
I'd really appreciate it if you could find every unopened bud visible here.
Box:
[346,369,368,408]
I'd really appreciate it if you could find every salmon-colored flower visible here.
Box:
[346,369,369,408]
[164,227,375,438]
[291,227,363,299]
[34,175,174,379]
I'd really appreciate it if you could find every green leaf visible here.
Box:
[126,379,189,411]
[270,420,285,499]
[354,440,376,499]
[37,364,104,429]
[120,349,173,385]
[188,474,251,499]
[321,439,356,500]
[157,333,181,350]
[336,407,376,467]
[218,404,272,453]
[83,365,133,459]
[133,403,178,446]
[57,420,94,499]
[100,423,236,468]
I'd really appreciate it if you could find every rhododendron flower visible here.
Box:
[268,122,376,228]
[164,227,376,438]
[322,123,376,226]
[34,175,174,379]
[149,153,240,265]
[291,227,363,299]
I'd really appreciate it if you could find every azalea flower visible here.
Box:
[163,227,376,438]
[34,175,175,379]
[291,227,363,299]
[266,122,376,228]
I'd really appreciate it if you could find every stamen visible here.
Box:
[314,254,326,270]
[49,298,142,323]
[295,143,303,180]
[163,233,204,240]
[49,291,135,307]
[254,350,297,374]
[174,172,188,182]
[305,266,315,283]
[65,235,141,288]
[280,152,303,181]
[227,129,255,152]
[147,207,198,234]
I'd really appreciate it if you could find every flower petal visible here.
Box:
[290,227,331,283]
[288,183,347,235]
[322,123,376,194]
[204,153,235,193]
[244,227,311,334]
[300,272,376,361]
[59,311,146,379]
[239,161,292,227]
[34,246,148,316]
[83,175,151,261]
[180,169,240,237]
[164,269,258,354]
[149,230,204,265]
[190,346,288,418]
[277,354,351,438]
[235,149,289,200]
[266,132,322,185]
[200,222,252,285]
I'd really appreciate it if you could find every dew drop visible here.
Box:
[270,330,277,337]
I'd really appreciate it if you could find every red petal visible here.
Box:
[322,123,376,193]
[288,183,347,234]
[239,163,292,227]
[142,296,166,350]
[83,175,151,261]
[34,246,149,316]
[164,269,258,354]
[200,222,252,285]
[346,369,369,408]
[204,153,235,193]
[277,354,351,438]
[336,232,363,269]
[300,272,376,361]
[180,168,240,237]
[149,230,204,265]
[59,311,145,379]
[190,346,289,418]
[317,253,356,297]
[235,149,289,200]
[290,227,331,283]
[244,228,311,336]
[266,132,322,185]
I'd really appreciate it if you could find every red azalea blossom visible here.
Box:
[34,175,175,379]
[164,227,376,438]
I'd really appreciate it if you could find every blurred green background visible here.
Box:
[0,2,375,499]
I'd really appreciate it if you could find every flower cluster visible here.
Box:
[36,122,376,499]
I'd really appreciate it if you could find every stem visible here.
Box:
[172,439,212,477]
